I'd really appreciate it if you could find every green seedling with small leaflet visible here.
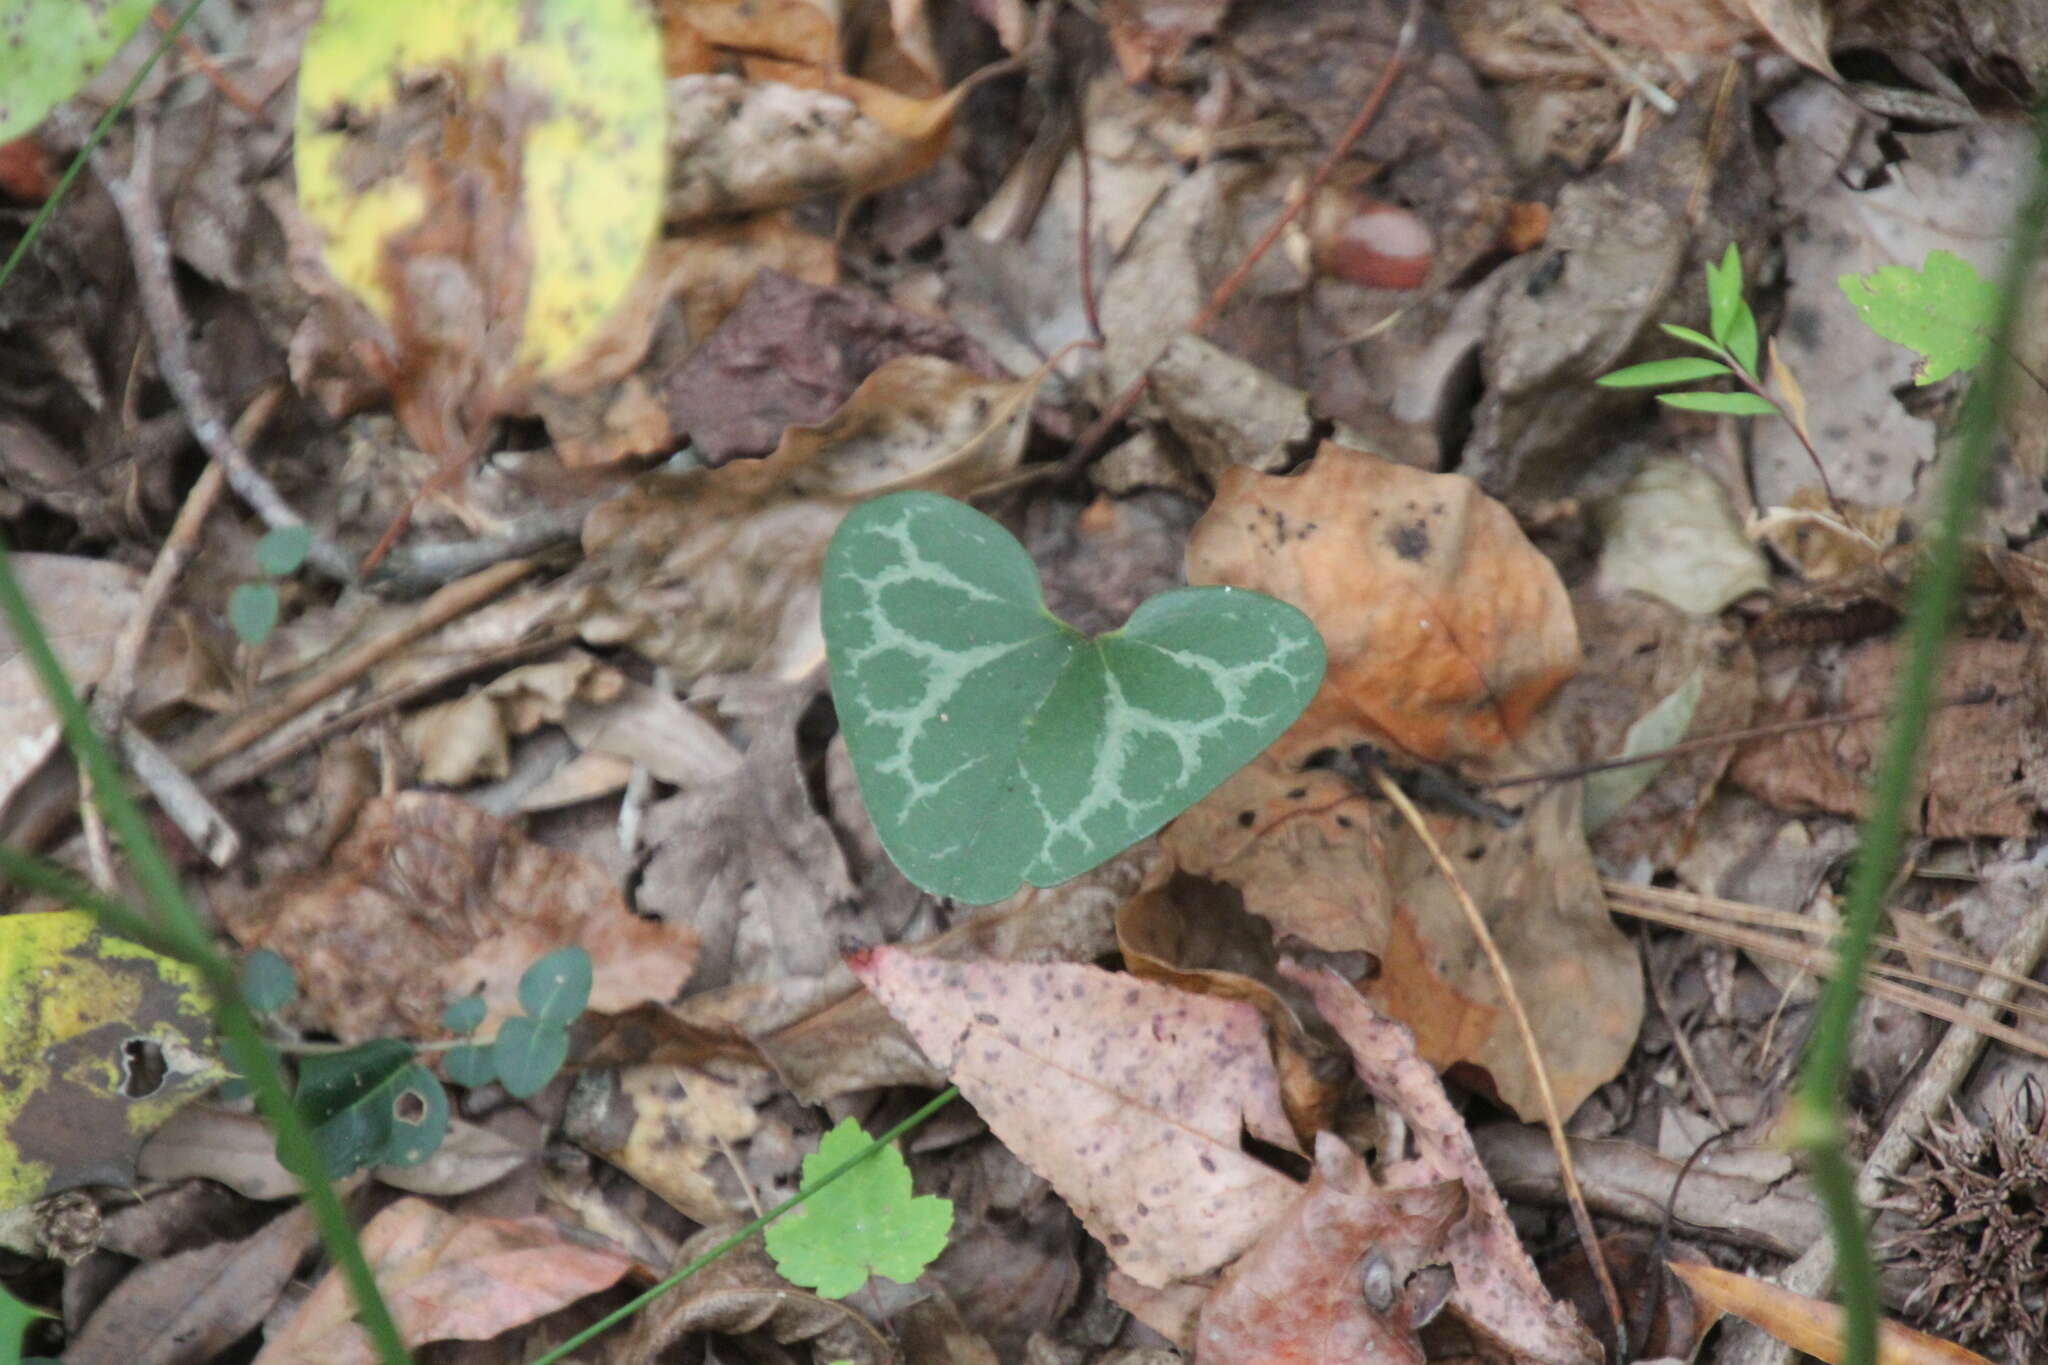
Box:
[233,945,592,1178]
[229,525,314,647]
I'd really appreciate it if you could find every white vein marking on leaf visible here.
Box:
[1025,617,1317,867]
[840,507,1039,824]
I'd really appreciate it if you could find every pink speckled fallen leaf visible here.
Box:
[1195,1134,1464,1365]
[1284,962,1598,1365]
[255,1197,634,1364]
[848,947,1298,1288]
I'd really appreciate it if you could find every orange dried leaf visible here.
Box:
[1186,443,1579,766]
[255,1197,634,1364]
[1668,1260,1995,1365]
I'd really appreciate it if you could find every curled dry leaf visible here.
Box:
[0,554,200,811]
[253,1197,635,1365]
[1187,443,1580,766]
[1730,638,2048,839]
[1285,963,1600,1365]
[293,0,667,463]
[219,792,697,1044]
[561,1063,764,1224]
[1173,445,1640,1119]
[572,353,1037,681]
[848,947,1300,1289]
[666,65,971,227]
[1195,1136,1465,1365]
[1667,1259,1995,1365]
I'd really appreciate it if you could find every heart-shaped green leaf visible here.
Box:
[822,492,1325,904]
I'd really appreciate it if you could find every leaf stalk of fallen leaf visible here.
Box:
[1790,95,2048,1365]
[521,1086,960,1365]
[1368,768,1628,1363]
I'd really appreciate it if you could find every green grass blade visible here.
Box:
[1792,98,2048,1365]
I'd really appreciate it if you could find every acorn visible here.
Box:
[1311,189,1433,290]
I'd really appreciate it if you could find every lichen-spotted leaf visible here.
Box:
[294,0,666,376]
[0,0,154,142]
[822,492,1325,904]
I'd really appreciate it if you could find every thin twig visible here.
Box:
[1368,769,1629,1364]
[1055,0,1424,481]
[1714,895,2048,1365]
[91,110,355,584]
[1478,688,1992,792]
[1639,929,1734,1131]
[179,558,537,774]
[199,629,575,792]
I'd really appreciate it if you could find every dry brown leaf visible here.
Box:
[1285,963,1600,1365]
[1571,0,1835,75]
[1730,638,2048,839]
[1195,1136,1465,1365]
[666,66,971,227]
[220,792,697,1043]
[401,652,624,787]
[1160,753,1389,955]
[1115,868,1348,1139]
[1170,445,1638,1119]
[66,1206,317,1365]
[573,352,1035,681]
[661,0,838,66]
[560,1063,764,1223]
[848,948,1300,1289]
[254,1197,635,1365]
[1187,443,1580,767]
[0,554,199,810]
[528,218,838,466]
[1667,1259,1995,1365]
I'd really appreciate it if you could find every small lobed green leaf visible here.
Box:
[441,993,487,1034]
[1705,242,1744,346]
[764,1116,954,1299]
[1838,249,1999,384]
[492,1016,568,1098]
[228,583,280,646]
[822,492,1325,905]
[1658,391,1779,417]
[0,0,155,142]
[518,946,592,1026]
[253,525,314,577]
[443,1041,497,1089]
[240,949,298,1013]
[1596,357,1734,388]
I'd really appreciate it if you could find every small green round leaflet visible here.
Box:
[254,525,314,577]
[441,993,487,1034]
[517,946,591,1026]
[240,949,298,1014]
[227,583,281,646]
[822,491,1326,904]
[492,1016,568,1099]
